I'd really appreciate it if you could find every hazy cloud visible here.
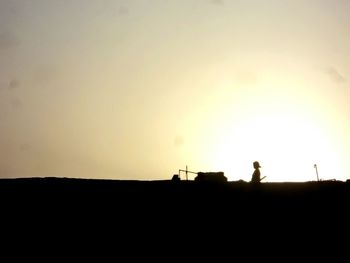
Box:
[0,1,19,28]
[0,31,20,49]
[9,79,20,90]
[19,143,31,152]
[211,0,224,5]
[118,6,129,16]
[0,80,6,90]
[0,0,18,16]
[235,70,258,85]
[31,64,61,87]
[174,135,184,147]
[10,97,23,109]
[325,67,346,84]
[0,1,20,50]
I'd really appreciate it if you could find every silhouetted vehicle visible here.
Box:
[172,174,180,181]
[194,172,227,182]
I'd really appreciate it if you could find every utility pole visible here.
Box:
[314,164,319,181]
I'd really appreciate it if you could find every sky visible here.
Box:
[1,0,350,182]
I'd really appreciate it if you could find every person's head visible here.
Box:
[253,161,261,169]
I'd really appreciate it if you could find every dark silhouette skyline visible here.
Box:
[1,177,348,254]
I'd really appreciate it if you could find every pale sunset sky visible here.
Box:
[1,0,350,182]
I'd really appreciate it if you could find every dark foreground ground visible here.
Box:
[1,178,349,253]
[1,178,349,222]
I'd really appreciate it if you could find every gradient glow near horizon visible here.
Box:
[1,0,350,182]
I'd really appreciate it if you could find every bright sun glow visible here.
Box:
[208,109,346,182]
[2,1,350,181]
[174,60,350,183]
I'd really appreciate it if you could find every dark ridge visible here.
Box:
[1,177,349,248]
[1,177,349,214]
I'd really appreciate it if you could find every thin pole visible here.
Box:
[314,164,319,181]
[186,165,188,181]
[179,168,197,180]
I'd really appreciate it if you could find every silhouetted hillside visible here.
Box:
[2,178,349,252]
[1,178,349,220]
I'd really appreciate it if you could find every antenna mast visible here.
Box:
[314,164,319,181]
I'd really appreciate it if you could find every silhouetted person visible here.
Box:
[251,161,261,183]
